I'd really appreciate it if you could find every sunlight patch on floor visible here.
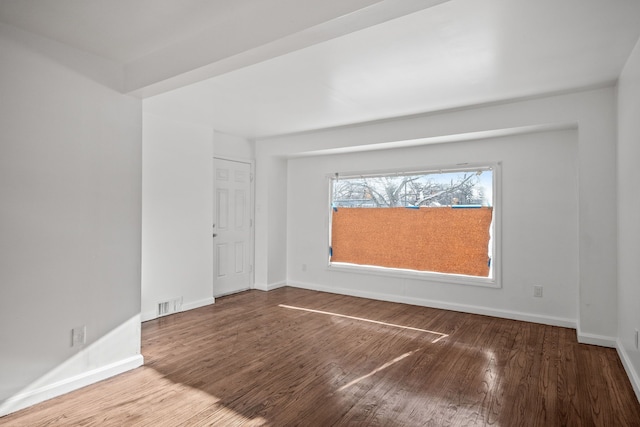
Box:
[141,368,270,426]
[278,304,449,343]
[336,349,419,392]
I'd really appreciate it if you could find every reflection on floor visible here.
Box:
[2,286,639,426]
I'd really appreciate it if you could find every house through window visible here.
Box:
[329,164,498,286]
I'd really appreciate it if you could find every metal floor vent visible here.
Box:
[158,298,183,317]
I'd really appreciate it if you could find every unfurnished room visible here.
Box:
[1,0,640,426]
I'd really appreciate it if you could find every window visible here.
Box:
[329,164,499,287]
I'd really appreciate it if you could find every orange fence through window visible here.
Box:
[331,207,493,277]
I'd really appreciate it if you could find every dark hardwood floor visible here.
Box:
[2,287,639,426]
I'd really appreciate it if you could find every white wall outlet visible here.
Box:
[71,326,86,347]
[635,329,639,350]
[533,286,543,298]
[302,263,307,272]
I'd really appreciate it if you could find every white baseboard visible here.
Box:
[141,309,156,322]
[0,354,143,417]
[576,325,617,348]
[287,280,576,329]
[141,296,216,322]
[616,339,640,403]
[253,281,286,292]
[182,296,215,312]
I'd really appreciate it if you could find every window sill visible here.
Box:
[328,262,500,288]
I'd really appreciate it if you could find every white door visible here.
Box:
[213,158,252,296]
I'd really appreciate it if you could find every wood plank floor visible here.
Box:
[2,287,639,426]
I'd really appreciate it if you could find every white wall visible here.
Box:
[254,152,288,290]
[256,86,618,344]
[141,114,254,320]
[141,113,215,321]
[0,24,142,415]
[214,130,254,160]
[287,130,579,325]
[617,37,640,400]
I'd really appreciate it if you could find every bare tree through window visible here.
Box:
[333,170,491,208]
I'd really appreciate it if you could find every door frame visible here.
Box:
[213,156,256,294]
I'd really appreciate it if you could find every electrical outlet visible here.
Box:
[635,329,639,350]
[533,286,543,298]
[71,326,86,347]
[302,264,307,272]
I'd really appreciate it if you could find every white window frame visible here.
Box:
[327,162,501,288]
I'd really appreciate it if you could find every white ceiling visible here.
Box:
[2,0,640,139]
[0,0,264,62]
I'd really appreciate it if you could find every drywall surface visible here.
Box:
[288,130,578,324]
[254,153,288,290]
[0,24,142,415]
[617,37,640,399]
[213,130,254,160]
[257,86,618,340]
[141,113,215,321]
